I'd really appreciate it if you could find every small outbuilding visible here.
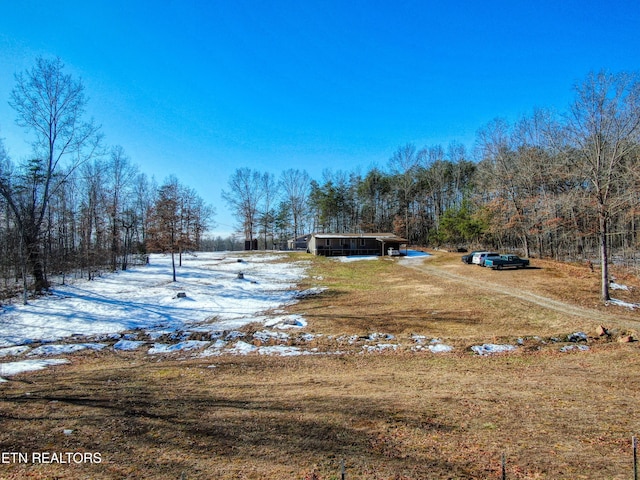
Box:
[287,234,310,251]
[307,233,408,257]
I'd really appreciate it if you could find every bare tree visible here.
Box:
[477,118,531,254]
[222,168,265,249]
[562,71,640,301]
[79,159,107,278]
[147,176,181,281]
[388,144,420,241]
[105,146,137,271]
[279,169,310,238]
[176,184,213,262]
[258,172,278,249]
[132,172,156,249]
[0,57,101,296]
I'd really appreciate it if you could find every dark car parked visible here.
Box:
[484,254,530,270]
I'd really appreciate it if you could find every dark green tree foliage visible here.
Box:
[357,168,393,233]
[436,200,486,246]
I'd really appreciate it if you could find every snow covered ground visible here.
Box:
[0,249,599,382]
[0,252,308,347]
[0,252,315,379]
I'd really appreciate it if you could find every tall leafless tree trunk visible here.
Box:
[222,168,265,249]
[388,144,420,241]
[0,57,100,297]
[563,71,640,301]
[279,169,310,238]
[105,146,137,271]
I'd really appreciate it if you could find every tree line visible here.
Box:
[224,71,640,301]
[2,59,638,304]
[0,57,213,302]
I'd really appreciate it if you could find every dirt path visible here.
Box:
[401,258,640,330]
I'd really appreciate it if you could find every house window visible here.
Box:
[325,239,331,246]
[360,238,366,246]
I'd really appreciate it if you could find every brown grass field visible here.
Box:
[1,251,640,479]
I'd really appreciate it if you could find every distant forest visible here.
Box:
[223,71,640,301]
[1,58,639,303]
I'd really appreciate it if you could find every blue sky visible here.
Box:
[1,0,639,236]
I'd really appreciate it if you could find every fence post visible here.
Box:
[633,436,638,480]
[341,459,346,480]
[501,452,506,480]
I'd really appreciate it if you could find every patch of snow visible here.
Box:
[225,331,246,341]
[608,298,639,309]
[241,253,288,264]
[227,341,258,355]
[253,330,290,343]
[146,330,174,341]
[200,339,228,357]
[0,252,309,348]
[0,346,31,357]
[0,359,70,378]
[335,255,379,263]
[428,343,454,353]
[28,343,107,356]
[148,340,209,354]
[610,282,629,291]
[399,250,431,264]
[113,340,145,351]
[258,345,309,356]
[560,345,590,353]
[368,332,395,341]
[471,344,517,355]
[345,335,359,344]
[362,343,397,353]
[405,250,431,257]
[298,333,317,342]
[293,287,327,299]
[264,315,308,329]
[93,333,122,341]
[201,330,224,339]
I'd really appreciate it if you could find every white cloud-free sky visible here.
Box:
[1,0,639,235]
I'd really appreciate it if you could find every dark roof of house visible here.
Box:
[311,233,408,243]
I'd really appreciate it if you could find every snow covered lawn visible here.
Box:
[0,252,306,348]
[0,252,312,379]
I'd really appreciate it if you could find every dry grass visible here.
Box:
[288,252,640,342]
[1,251,640,479]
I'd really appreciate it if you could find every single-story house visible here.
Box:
[307,233,408,257]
